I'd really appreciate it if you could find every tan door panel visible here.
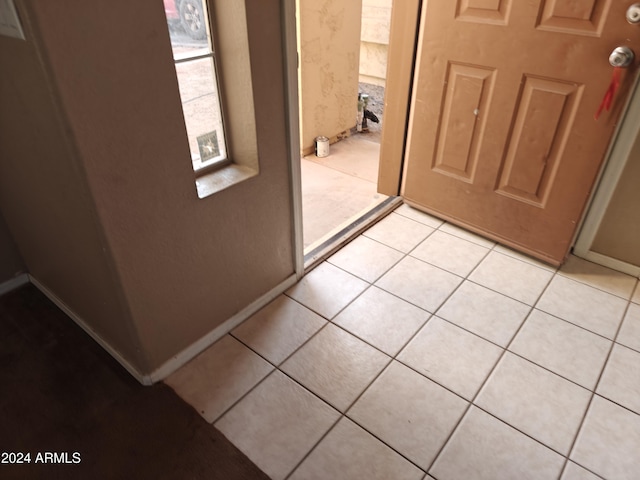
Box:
[399,0,640,265]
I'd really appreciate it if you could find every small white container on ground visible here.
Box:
[315,136,330,157]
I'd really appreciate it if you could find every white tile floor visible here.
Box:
[166,205,640,480]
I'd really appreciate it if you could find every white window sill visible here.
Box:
[195,163,258,198]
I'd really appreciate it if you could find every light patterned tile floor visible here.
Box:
[166,204,640,480]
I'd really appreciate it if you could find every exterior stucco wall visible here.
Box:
[359,0,392,87]
[297,0,363,153]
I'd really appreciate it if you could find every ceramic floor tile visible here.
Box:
[165,335,273,423]
[375,256,463,313]
[215,371,340,480]
[469,251,553,305]
[286,262,368,319]
[289,417,424,480]
[475,352,591,455]
[571,395,640,480]
[493,244,557,272]
[617,302,640,352]
[561,462,603,480]
[327,235,404,283]
[632,282,640,304]
[558,255,637,299]
[430,407,565,480]
[395,203,445,228]
[398,317,503,400]
[537,275,628,339]
[596,344,640,414]
[333,286,430,356]
[232,295,326,365]
[410,230,490,277]
[363,212,434,253]
[281,324,390,412]
[438,281,531,347]
[438,222,496,248]
[348,361,468,470]
[509,309,611,390]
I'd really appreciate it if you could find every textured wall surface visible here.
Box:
[359,0,391,86]
[298,0,363,152]
[0,0,296,376]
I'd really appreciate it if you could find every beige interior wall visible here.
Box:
[591,129,640,267]
[359,0,391,87]
[0,2,143,368]
[297,0,363,154]
[0,213,25,284]
[1,0,295,375]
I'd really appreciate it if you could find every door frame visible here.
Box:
[379,0,640,267]
[378,0,422,197]
[283,0,305,279]
[573,75,640,277]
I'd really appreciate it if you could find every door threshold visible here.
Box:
[303,196,402,272]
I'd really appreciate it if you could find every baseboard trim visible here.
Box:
[28,272,298,385]
[28,275,152,385]
[578,251,640,278]
[0,273,30,296]
[148,273,299,383]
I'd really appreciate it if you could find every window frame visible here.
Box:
[166,0,260,198]
[168,0,230,175]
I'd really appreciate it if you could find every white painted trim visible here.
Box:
[148,272,298,383]
[28,275,153,385]
[282,0,304,280]
[574,75,640,262]
[0,273,29,296]
[580,251,640,278]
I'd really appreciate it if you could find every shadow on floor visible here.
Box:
[0,284,268,480]
[302,134,387,249]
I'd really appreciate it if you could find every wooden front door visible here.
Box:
[400,1,640,265]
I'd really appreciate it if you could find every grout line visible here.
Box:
[554,271,637,301]
[282,226,496,477]
[327,247,407,284]
[361,226,437,256]
[282,356,401,479]
[591,392,640,417]
[524,307,621,344]
[556,256,639,300]
[426,264,556,474]
[228,253,635,478]
[504,349,601,392]
[562,298,639,475]
[203,218,635,479]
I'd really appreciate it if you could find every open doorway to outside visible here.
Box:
[296,0,398,265]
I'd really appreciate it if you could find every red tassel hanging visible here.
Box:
[595,67,623,120]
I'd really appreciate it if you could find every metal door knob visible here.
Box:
[609,46,635,67]
[627,3,640,24]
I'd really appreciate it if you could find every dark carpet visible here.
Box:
[0,284,269,480]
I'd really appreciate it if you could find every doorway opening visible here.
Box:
[296,1,399,268]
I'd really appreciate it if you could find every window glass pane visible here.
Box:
[175,57,227,170]
[165,0,227,172]
[165,0,211,57]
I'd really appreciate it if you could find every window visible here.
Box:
[164,0,259,198]
[164,0,227,172]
